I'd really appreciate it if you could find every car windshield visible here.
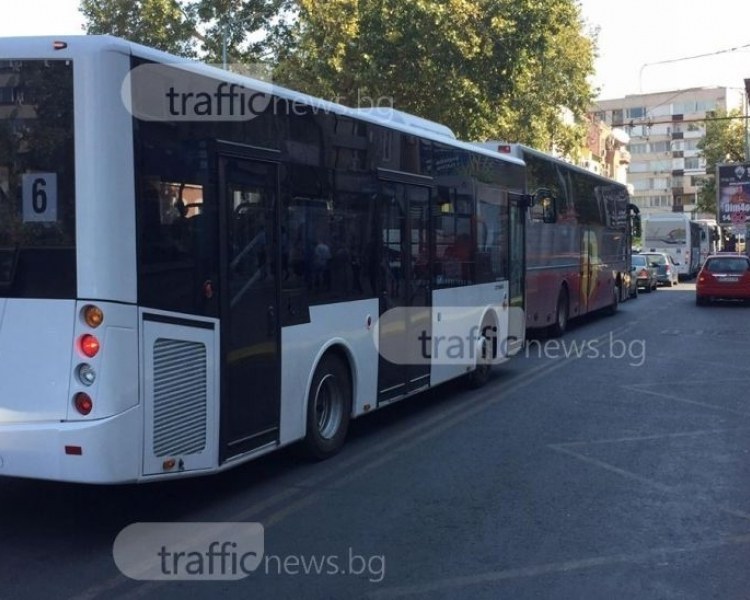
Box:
[705,257,750,273]
[644,254,667,265]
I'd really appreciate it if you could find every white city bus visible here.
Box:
[693,218,722,263]
[642,213,701,278]
[0,36,528,483]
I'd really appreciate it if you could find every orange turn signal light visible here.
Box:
[82,305,104,328]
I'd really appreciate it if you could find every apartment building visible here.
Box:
[578,114,630,185]
[594,87,745,217]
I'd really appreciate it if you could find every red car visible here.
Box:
[696,254,750,305]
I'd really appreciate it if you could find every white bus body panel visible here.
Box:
[0,300,141,483]
[430,282,509,386]
[0,409,142,483]
[279,299,379,446]
[75,44,137,303]
[0,299,75,422]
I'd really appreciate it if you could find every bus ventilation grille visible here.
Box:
[152,338,208,457]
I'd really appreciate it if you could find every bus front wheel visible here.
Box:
[466,323,494,389]
[303,354,352,460]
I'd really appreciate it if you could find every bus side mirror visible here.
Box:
[531,188,556,223]
[632,215,642,238]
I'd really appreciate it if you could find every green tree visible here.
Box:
[274,0,596,152]
[697,109,746,216]
[80,0,294,63]
[80,0,200,56]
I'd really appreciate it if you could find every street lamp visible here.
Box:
[220,13,257,70]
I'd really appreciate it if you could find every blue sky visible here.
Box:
[1,0,749,100]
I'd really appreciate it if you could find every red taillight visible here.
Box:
[74,392,93,415]
[79,334,100,358]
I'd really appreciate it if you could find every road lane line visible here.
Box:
[366,533,750,599]
[548,444,750,522]
[622,386,750,418]
[557,427,750,447]
[548,443,675,494]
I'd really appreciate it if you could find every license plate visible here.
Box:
[721,277,739,283]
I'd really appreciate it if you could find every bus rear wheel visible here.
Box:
[548,289,569,338]
[303,354,352,460]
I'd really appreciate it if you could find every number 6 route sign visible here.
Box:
[22,173,58,223]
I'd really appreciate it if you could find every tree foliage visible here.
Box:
[80,0,597,151]
[80,0,200,56]
[80,0,293,63]
[696,109,746,216]
[274,0,597,153]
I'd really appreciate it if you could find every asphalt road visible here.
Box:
[3,283,750,599]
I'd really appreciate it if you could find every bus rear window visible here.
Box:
[0,59,76,298]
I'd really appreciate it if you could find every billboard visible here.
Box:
[717,162,750,227]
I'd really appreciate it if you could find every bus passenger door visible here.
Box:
[219,157,281,460]
[377,181,431,403]
[507,193,526,353]
[580,228,601,313]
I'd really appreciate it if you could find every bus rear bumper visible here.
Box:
[0,407,142,484]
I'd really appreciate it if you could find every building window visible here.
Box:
[649,141,669,153]
[626,107,646,119]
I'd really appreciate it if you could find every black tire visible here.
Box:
[303,354,351,460]
[466,324,494,389]
[606,285,619,315]
[630,284,638,299]
[696,295,708,306]
[548,288,569,338]
[644,283,651,294]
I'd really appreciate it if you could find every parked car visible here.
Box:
[696,254,750,305]
[630,254,658,293]
[639,252,679,287]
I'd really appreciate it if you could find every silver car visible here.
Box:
[631,254,658,292]
[639,252,679,287]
